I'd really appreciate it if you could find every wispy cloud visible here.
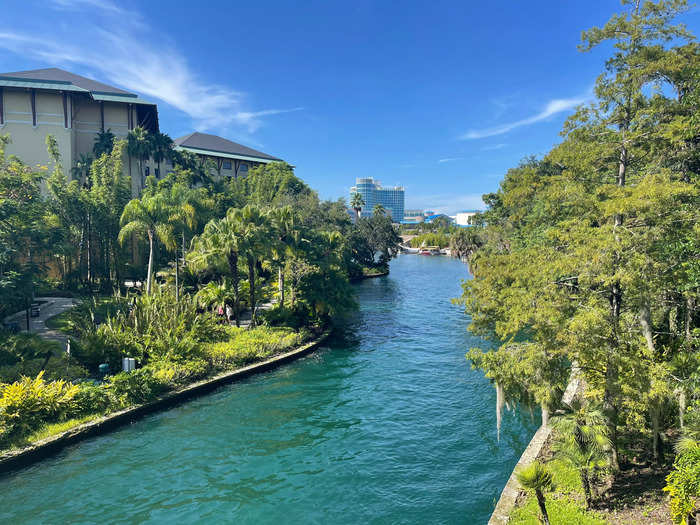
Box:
[0,3,301,133]
[437,157,463,163]
[460,95,590,140]
[50,0,125,13]
[481,143,506,151]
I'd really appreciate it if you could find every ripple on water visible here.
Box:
[0,255,537,525]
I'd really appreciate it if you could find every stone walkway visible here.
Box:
[3,297,76,345]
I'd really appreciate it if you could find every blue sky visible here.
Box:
[2,0,700,213]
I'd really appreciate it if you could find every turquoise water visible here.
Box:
[0,255,537,524]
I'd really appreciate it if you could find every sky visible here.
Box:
[2,0,700,214]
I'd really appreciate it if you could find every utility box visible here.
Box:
[122,357,136,372]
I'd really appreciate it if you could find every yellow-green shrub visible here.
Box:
[206,327,309,369]
[0,372,79,445]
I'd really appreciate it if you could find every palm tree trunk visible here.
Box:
[146,229,154,295]
[227,252,240,327]
[248,256,256,327]
[175,251,179,303]
[535,489,550,525]
[278,266,285,307]
[581,471,592,509]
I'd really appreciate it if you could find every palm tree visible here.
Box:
[93,129,115,157]
[127,126,151,186]
[373,204,386,216]
[515,461,553,525]
[551,399,610,508]
[232,205,271,327]
[269,206,298,308]
[350,192,364,222]
[150,132,173,177]
[195,279,235,313]
[162,183,211,302]
[190,210,245,326]
[71,153,93,186]
[118,193,176,295]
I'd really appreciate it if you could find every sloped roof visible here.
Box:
[174,132,283,162]
[0,67,134,95]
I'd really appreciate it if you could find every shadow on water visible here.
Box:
[0,255,538,525]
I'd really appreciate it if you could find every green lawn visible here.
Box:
[509,459,608,525]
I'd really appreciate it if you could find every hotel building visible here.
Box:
[0,67,158,196]
[350,177,404,223]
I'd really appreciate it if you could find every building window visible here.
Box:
[155,168,160,177]
[223,160,232,170]
[145,166,150,177]
[240,163,248,173]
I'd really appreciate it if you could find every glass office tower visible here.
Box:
[350,178,405,222]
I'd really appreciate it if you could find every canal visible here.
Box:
[0,255,537,524]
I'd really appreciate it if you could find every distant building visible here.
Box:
[350,177,404,222]
[455,210,478,226]
[402,209,425,224]
[424,213,454,225]
[0,67,158,196]
[173,132,285,179]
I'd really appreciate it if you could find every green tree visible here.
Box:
[93,129,115,158]
[516,461,553,525]
[118,192,176,295]
[350,192,364,222]
[127,126,151,186]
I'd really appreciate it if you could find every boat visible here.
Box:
[420,246,440,255]
[399,244,420,254]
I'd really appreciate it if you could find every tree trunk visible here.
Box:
[650,401,663,465]
[581,471,592,509]
[639,303,655,354]
[278,266,285,307]
[227,251,240,327]
[146,229,154,295]
[541,402,549,427]
[687,295,696,339]
[248,256,256,327]
[87,212,92,285]
[175,251,179,304]
[535,489,550,525]
[679,390,686,429]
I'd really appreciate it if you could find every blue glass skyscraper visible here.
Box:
[350,178,404,222]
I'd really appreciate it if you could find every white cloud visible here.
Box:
[460,95,590,140]
[481,143,506,151]
[50,0,125,13]
[0,4,301,133]
[437,157,463,163]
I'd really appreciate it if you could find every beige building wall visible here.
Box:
[1,90,73,179]
[1,88,147,196]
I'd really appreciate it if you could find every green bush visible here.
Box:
[206,327,309,369]
[148,358,211,388]
[0,356,89,384]
[107,368,169,406]
[0,372,79,445]
[70,382,115,417]
[664,443,700,524]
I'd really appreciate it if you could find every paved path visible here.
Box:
[237,301,274,328]
[3,297,76,345]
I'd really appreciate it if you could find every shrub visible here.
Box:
[70,382,116,417]
[205,327,309,369]
[107,368,169,406]
[0,356,89,384]
[148,358,211,388]
[664,443,700,524]
[0,372,79,445]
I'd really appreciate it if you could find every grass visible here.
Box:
[362,267,388,277]
[44,310,71,332]
[509,458,608,525]
[6,415,99,451]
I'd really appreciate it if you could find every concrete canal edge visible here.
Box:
[0,330,331,475]
[487,371,582,525]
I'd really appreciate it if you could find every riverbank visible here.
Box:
[0,330,330,474]
[0,255,535,524]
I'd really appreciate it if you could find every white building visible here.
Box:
[455,211,478,226]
